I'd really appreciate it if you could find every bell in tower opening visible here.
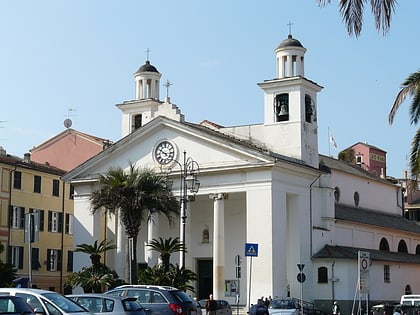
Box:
[275,93,289,122]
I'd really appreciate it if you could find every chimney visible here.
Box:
[0,146,6,156]
[23,153,31,163]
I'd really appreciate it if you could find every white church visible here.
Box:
[63,34,420,313]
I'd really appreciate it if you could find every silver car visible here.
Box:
[0,288,93,315]
[268,298,300,315]
[68,294,148,315]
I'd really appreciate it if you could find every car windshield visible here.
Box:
[270,300,297,309]
[42,293,87,313]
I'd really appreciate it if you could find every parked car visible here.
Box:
[68,293,148,315]
[105,285,196,315]
[0,288,93,315]
[0,295,35,315]
[268,298,300,315]
[198,299,233,315]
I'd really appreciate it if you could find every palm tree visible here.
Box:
[147,237,185,272]
[74,239,117,266]
[389,71,420,178]
[317,0,397,37]
[90,164,180,284]
[65,264,124,293]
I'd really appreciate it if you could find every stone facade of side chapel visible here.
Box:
[63,34,420,313]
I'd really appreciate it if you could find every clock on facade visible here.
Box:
[154,140,176,165]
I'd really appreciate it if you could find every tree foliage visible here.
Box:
[317,0,396,37]
[147,237,186,272]
[90,165,180,283]
[74,239,117,266]
[0,242,17,287]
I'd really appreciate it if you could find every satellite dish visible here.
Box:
[64,118,72,128]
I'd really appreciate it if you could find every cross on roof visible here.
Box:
[145,48,151,61]
[287,21,293,36]
[163,80,172,99]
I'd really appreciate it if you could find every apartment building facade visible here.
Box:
[0,148,74,292]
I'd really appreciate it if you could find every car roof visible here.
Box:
[0,288,58,295]
[113,285,179,291]
[68,294,126,300]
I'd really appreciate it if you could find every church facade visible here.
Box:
[63,35,420,313]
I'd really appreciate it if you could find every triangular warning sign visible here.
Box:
[247,246,256,255]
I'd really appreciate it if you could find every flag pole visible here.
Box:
[328,127,331,156]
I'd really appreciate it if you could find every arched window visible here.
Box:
[317,266,328,283]
[202,228,209,243]
[275,93,289,122]
[354,191,360,207]
[405,284,412,295]
[379,238,390,251]
[398,240,408,253]
[334,187,340,203]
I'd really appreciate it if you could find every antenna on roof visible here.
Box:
[64,108,76,129]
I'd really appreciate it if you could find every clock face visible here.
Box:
[154,140,176,165]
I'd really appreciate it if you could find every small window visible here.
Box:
[334,187,340,203]
[67,251,73,272]
[398,240,408,253]
[11,206,25,229]
[47,249,61,272]
[405,285,413,295]
[52,179,60,197]
[65,213,73,234]
[48,211,63,233]
[356,155,363,165]
[9,246,24,269]
[69,184,75,200]
[380,238,390,251]
[305,94,313,123]
[31,248,41,270]
[275,93,289,122]
[134,114,142,130]
[202,228,209,243]
[317,266,328,283]
[354,191,360,207]
[416,245,420,255]
[34,175,41,193]
[384,264,390,283]
[13,171,22,189]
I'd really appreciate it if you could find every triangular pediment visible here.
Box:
[63,117,275,182]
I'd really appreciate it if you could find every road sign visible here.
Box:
[245,243,258,257]
[358,251,370,294]
[297,264,305,271]
[297,272,306,283]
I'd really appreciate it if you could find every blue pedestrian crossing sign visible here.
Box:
[245,243,258,257]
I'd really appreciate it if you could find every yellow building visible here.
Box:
[0,148,74,292]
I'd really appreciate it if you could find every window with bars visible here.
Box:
[384,264,390,283]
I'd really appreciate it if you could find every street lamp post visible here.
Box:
[167,151,200,269]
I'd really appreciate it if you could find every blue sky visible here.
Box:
[0,0,418,178]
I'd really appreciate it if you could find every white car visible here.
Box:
[268,298,300,315]
[0,288,93,315]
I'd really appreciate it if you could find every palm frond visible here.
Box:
[389,70,420,124]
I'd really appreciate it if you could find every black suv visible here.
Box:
[105,285,197,315]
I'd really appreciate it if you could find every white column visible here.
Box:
[145,212,159,265]
[212,193,225,299]
[116,210,127,282]
[287,55,293,77]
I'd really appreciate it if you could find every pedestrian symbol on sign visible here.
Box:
[245,243,258,257]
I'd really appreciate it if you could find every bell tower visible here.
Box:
[116,57,184,138]
[258,34,323,168]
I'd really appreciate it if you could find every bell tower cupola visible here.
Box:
[116,56,184,138]
[134,60,162,100]
[257,34,323,168]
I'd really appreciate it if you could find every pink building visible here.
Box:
[346,142,387,178]
[30,128,111,172]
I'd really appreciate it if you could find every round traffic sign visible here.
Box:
[297,272,306,283]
